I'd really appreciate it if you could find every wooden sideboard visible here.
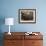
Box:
[4,32,43,46]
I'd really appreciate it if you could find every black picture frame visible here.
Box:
[18,9,36,23]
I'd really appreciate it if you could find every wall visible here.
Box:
[0,0,46,46]
[0,0,46,32]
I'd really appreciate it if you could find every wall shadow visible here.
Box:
[0,16,5,46]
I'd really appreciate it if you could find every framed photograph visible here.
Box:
[18,9,36,23]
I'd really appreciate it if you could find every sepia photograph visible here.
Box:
[19,9,36,23]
